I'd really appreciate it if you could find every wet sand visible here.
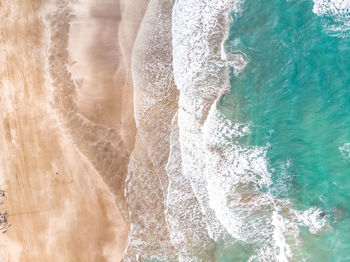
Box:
[49,0,150,217]
[0,0,148,261]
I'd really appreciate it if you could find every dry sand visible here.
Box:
[0,0,149,261]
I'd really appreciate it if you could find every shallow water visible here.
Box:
[219,0,350,260]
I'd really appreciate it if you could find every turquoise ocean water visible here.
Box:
[218,0,350,260]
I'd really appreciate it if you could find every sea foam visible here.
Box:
[339,142,350,159]
[313,0,350,37]
[172,0,241,241]
[172,0,326,260]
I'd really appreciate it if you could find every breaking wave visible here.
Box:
[171,0,327,260]
[313,0,350,37]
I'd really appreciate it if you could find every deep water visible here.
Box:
[219,0,350,260]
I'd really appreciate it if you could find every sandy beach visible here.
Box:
[0,0,149,260]
[0,0,344,261]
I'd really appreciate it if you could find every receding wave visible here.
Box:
[125,0,179,260]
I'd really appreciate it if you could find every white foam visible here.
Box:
[313,0,350,17]
[172,0,243,240]
[221,18,249,76]
[339,142,350,159]
[125,0,180,260]
[166,112,216,261]
[272,210,292,262]
[313,0,350,37]
[203,104,274,242]
[295,207,326,234]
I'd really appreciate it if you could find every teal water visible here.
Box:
[219,0,350,261]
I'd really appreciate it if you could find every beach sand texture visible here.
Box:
[0,0,149,261]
